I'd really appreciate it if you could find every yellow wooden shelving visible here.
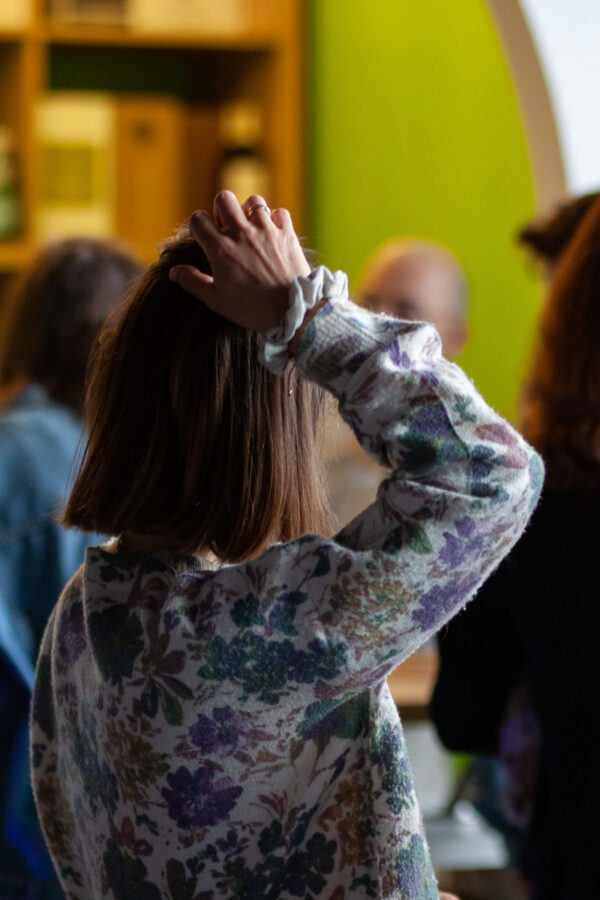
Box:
[0,0,304,274]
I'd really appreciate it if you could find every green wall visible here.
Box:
[307,0,543,420]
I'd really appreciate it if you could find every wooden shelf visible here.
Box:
[0,0,304,279]
[40,22,278,51]
[387,650,439,721]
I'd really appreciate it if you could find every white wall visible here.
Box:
[519,0,600,195]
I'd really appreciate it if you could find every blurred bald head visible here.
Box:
[356,239,468,358]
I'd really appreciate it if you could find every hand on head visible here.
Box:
[169,191,311,334]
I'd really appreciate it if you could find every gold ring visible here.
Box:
[247,203,271,219]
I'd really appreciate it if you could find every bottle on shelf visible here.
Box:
[217,100,270,203]
[0,126,20,240]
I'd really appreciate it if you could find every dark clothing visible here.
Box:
[432,490,600,900]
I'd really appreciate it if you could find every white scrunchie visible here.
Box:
[259,265,348,373]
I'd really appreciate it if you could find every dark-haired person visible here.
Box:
[518,189,599,274]
[432,194,600,899]
[0,237,141,898]
[30,192,541,900]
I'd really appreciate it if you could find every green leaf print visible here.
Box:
[103,839,161,900]
[140,680,159,718]
[88,605,144,685]
[158,682,184,726]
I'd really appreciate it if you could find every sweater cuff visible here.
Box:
[258,266,349,374]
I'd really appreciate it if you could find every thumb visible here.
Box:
[169,264,215,303]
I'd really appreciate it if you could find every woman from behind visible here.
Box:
[30,191,540,900]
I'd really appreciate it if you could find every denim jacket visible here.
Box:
[0,383,100,895]
[0,384,101,654]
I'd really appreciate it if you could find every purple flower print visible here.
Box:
[389,341,411,369]
[411,402,452,437]
[57,600,86,664]
[395,833,432,896]
[161,765,242,830]
[189,706,242,756]
[455,516,475,538]
[438,516,484,568]
[411,575,479,631]
[438,532,467,568]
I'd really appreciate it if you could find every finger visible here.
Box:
[242,193,269,214]
[242,194,273,226]
[169,264,215,303]
[214,190,248,232]
[189,209,221,249]
[270,207,292,230]
[212,201,226,233]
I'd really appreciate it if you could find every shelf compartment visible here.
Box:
[48,42,273,103]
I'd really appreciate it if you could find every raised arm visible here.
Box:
[172,192,543,696]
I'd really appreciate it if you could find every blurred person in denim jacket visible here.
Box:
[0,237,141,899]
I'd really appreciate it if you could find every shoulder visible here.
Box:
[0,385,82,449]
[0,387,83,501]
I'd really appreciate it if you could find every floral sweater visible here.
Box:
[30,299,542,900]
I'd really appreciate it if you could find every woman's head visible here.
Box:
[63,228,331,561]
[0,237,142,414]
[520,193,600,491]
[518,191,599,273]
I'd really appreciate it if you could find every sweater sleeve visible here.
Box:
[431,557,524,754]
[207,297,543,696]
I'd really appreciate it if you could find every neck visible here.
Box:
[116,531,220,567]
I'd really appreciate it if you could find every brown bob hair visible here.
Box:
[520,194,600,492]
[63,228,332,562]
[0,237,141,414]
